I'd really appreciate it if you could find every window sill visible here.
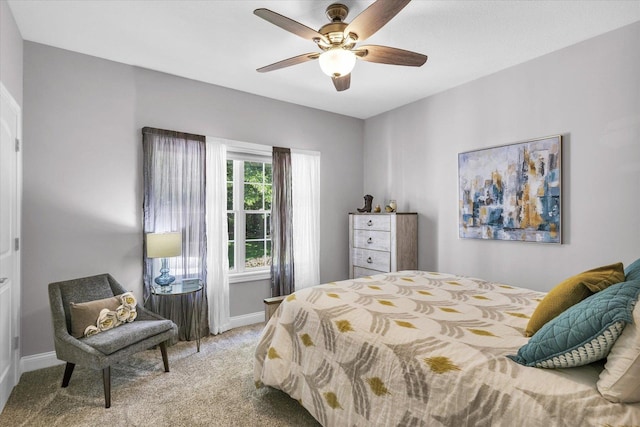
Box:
[229,270,271,284]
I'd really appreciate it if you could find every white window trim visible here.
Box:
[228,270,271,284]
[225,139,272,156]
[226,141,272,283]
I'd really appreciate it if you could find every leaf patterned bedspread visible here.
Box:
[254,271,640,426]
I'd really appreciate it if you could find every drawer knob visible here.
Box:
[367,237,373,244]
[367,220,373,226]
[367,257,372,264]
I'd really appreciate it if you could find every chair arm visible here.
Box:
[49,300,107,363]
[54,328,105,357]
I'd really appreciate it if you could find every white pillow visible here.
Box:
[597,294,640,402]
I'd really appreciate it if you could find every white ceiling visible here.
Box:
[7,0,640,119]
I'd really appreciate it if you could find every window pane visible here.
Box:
[228,242,235,270]
[226,160,233,181]
[227,183,233,210]
[227,213,235,240]
[244,161,264,183]
[246,213,265,239]
[265,163,272,184]
[227,160,234,210]
[245,241,267,268]
[266,240,272,258]
[266,213,271,238]
[244,183,264,210]
[264,184,272,211]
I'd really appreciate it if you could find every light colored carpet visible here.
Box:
[0,323,320,426]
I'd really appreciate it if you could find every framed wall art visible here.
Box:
[458,135,562,243]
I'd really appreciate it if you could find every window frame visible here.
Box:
[226,151,272,283]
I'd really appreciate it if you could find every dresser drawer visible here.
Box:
[353,230,391,251]
[353,215,391,231]
[351,248,390,272]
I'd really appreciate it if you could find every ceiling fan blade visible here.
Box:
[355,45,427,66]
[257,53,320,73]
[254,8,329,44]
[332,74,351,92]
[344,0,411,42]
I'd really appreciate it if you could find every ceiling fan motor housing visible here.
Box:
[319,22,350,46]
[325,3,349,22]
[319,3,356,48]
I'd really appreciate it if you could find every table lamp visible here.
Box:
[146,232,182,288]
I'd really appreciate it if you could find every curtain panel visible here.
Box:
[205,137,230,334]
[270,147,295,296]
[142,127,210,341]
[291,150,321,290]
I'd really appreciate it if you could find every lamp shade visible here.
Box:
[146,232,182,258]
[318,48,356,77]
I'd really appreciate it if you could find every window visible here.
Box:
[227,156,272,278]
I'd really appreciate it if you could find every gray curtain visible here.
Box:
[270,147,295,296]
[142,127,209,341]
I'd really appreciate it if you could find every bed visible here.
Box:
[254,270,640,426]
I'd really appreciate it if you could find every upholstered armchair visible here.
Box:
[48,273,178,408]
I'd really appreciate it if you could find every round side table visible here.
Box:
[151,280,203,352]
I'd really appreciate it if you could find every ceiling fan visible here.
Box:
[254,0,428,92]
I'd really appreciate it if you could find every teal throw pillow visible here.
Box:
[508,279,640,368]
[625,258,640,282]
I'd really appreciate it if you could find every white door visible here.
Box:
[0,83,21,412]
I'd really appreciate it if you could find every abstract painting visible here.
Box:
[458,135,562,243]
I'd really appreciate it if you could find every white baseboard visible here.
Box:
[19,311,265,374]
[21,351,64,373]
[230,311,264,328]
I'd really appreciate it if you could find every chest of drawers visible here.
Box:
[348,213,418,279]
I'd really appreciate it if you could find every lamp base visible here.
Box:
[154,274,175,286]
[154,258,176,287]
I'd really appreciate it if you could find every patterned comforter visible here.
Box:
[254,271,640,426]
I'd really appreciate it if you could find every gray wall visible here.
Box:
[364,22,640,291]
[1,0,22,105]
[22,42,364,356]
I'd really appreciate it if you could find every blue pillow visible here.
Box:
[625,258,640,282]
[508,279,640,368]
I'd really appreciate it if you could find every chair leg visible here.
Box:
[160,341,170,372]
[102,366,111,408]
[61,362,75,388]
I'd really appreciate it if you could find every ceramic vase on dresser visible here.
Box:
[348,212,418,279]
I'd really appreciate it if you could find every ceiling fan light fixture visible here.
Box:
[254,1,427,92]
[318,48,356,77]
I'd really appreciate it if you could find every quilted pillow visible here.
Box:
[625,258,640,282]
[69,296,120,338]
[508,279,640,368]
[524,262,625,337]
[597,287,640,402]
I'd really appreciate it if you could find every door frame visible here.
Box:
[0,81,22,411]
